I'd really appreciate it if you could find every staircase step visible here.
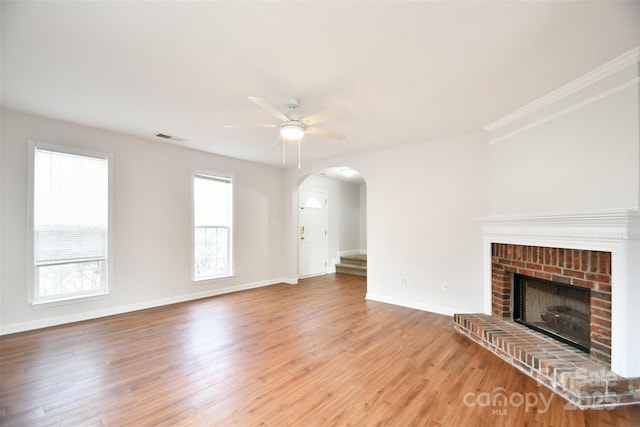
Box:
[335,262,367,277]
[339,254,367,267]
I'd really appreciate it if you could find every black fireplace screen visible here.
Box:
[513,274,590,352]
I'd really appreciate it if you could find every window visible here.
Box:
[193,173,233,280]
[30,143,111,304]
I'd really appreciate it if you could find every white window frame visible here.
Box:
[27,140,113,306]
[192,170,234,281]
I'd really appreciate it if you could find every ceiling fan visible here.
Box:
[225,97,349,142]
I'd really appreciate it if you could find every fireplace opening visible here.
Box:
[513,274,591,352]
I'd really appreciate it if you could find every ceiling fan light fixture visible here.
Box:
[280,122,305,140]
[341,168,357,178]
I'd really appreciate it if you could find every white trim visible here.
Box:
[191,169,235,281]
[27,140,114,305]
[297,188,328,278]
[339,249,367,256]
[488,77,640,144]
[484,47,640,132]
[477,209,640,378]
[0,278,291,335]
[365,293,456,317]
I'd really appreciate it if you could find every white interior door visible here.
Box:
[298,189,327,278]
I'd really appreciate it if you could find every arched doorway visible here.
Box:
[297,167,367,278]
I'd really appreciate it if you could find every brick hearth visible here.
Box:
[454,314,640,409]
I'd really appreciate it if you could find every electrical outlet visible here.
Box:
[401,277,407,286]
[442,282,448,292]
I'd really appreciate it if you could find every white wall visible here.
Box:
[0,109,286,334]
[359,184,367,251]
[300,174,365,270]
[488,53,640,215]
[286,131,490,315]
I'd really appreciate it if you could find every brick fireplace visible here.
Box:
[491,243,612,366]
[453,210,640,408]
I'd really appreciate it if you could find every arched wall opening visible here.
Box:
[296,166,367,280]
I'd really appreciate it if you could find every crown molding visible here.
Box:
[476,209,640,240]
[484,47,640,134]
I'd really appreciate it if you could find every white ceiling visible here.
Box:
[2,1,639,168]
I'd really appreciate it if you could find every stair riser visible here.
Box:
[336,266,367,276]
[339,258,367,267]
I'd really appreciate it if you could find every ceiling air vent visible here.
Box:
[154,132,186,142]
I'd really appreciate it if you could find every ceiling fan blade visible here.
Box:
[305,127,347,140]
[224,124,277,128]
[248,97,288,121]
[303,106,350,126]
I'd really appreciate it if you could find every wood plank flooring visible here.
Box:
[1,273,638,426]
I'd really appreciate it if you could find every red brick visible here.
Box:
[542,265,563,274]
[552,275,572,285]
[591,317,612,330]
[544,247,552,265]
[573,250,581,270]
[564,249,573,269]
[594,334,611,347]
[572,278,595,289]
[586,273,610,284]
[520,269,536,277]
[600,252,611,274]
[591,306,611,318]
[596,283,612,293]
[525,262,541,270]
[592,296,612,310]
[590,252,599,273]
[562,269,585,279]
[592,323,612,335]
[533,271,553,280]
[581,251,589,272]
[592,290,612,302]
[590,340,612,353]
[608,379,632,394]
[533,247,541,263]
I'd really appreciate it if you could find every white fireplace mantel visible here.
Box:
[477,209,640,378]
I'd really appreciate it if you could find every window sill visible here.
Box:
[31,291,110,309]
[193,273,234,283]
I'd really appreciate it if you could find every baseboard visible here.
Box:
[339,249,367,256]
[365,293,456,317]
[0,278,293,336]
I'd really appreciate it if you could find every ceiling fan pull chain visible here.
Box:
[298,137,301,169]
[282,138,286,165]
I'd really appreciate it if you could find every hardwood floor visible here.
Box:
[1,274,638,426]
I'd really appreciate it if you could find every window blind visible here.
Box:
[34,149,108,265]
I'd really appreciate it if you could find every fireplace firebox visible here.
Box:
[513,274,590,352]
